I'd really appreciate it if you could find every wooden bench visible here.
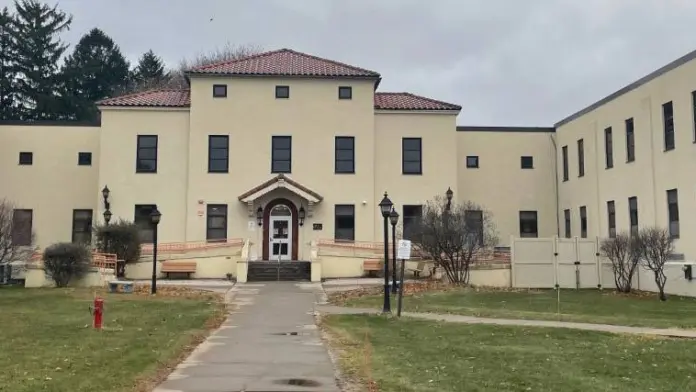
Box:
[161,261,197,279]
[108,280,134,293]
[363,259,382,277]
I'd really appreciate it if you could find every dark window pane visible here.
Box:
[209,148,228,160]
[403,138,421,150]
[138,148,157,160]
[466,156,479,168]
[338,86,352,99]
[335,161,354,173]
[564,209,571,238]
[134,204,156,243]
[272,161,291,173]
[208,160,228,172]
[562,146,569,181]
[521,156,533,169]
[403,150,421,162]
[334,205,355,241]
[78,152,92,166]
[275,86,290,98]
[402,161,421,174]
[335,137,354,149]
[138,136,157,148]
[137,160,157,172]
[11,209,32,246]
[213,84,227,97]
[209,136,228,149]
[18,152,32,165]
[72,209,93,244]
[273,137,291,149]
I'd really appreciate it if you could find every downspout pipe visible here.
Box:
[550,133,560,237]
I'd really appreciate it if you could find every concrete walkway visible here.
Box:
[317,305,696,339]
[154,282,339,392]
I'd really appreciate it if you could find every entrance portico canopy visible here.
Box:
[238,174,324,217]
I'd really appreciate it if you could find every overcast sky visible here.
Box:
[5,0,696,126]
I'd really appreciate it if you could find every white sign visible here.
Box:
[247,221,256,231]
[397,239,412,260]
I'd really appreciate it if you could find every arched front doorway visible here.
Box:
[262,199,299,260]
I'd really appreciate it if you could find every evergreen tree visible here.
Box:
[0,7,18,121]
[60,28,130,122]
[11,0,71,120]
[132,49,167,87]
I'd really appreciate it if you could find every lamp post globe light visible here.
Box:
[389,207,400,294]
[446,187,453,210]
[150,207,162,295]
[378,192,393,313]
[103,209,112,225]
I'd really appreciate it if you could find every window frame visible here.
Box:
[663,101,675,151]
[605,127,614,169]
[579,206,587,238]
[18,152,33,165]
[563,209,571,238]
[206,204,228,242]
[335,136,355,174]
[466,156,479,169]
[577,139,585,177]
[72,209,93,244]
[78,152,92,166]
[625,118,635,162]
[338,86,352,100]
[667,189,679,238]
[607,201,616,238]
[692,91,696,143]
[561,145,569,181]
[402,137,422,175]
[275,85,290,99]
[208,135,229,173]
[521,156,534,169]
[136,135,158,173]
[628,196,639,236]
[212,84,227,98]
[334,204,355,241]
[11,209,32,246]
[402,205,423,240]
[519,210,538,238]
[134,204,157,243]
[271,136,292,174]
[464,210,484,245]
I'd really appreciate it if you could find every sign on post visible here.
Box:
[397,239,412,260]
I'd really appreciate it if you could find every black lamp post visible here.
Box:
[103,210,112,225]
[378,192,393,313]
[256,207,263,226]
[299,205,306,226]
[102,186,111,225]
[150,207,161,295]
[389,207,399,294]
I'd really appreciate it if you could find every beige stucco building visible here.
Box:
[3,47,696,280]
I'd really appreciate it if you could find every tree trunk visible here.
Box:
[653,270,667,301]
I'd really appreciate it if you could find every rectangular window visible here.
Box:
[466,156,479,168]
[521,156,534,169]
[134,204,157,243]
[213,84,227,98]
[663,101,675,150]
[564,209,571,238]
[692,91,696,142]
[78,152,92,166]
[18,152,32,165]
[271,136,292,173]
[72,209,93,244]
[577,139,585,177]
[562,146,569,181]
[338,86,352,100]
[402,205,423,240]
[206,204,227,241]
[136,135,157,173]
[11,209,32,246]
[519,211,538,238]
[334,205,355,241]
[628,196,638,236]
[605,127,613,168]
[625,118,635,162]
[335,136,355,174]
[465,210,484,245]
[208,135,229,173]
[579,206,587,238]
[607,201,616,238]
[667,189,679,238]
[275,85,290,99]
[402,138,422,175]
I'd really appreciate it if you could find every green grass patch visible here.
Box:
[322,314,696,392]
[0,287,224,392]
[338,287,696,329]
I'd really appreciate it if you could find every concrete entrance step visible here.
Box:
[248,261,311,282]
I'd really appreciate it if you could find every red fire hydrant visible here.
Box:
[91,297,104,330]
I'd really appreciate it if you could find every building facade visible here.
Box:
[3,47,696,273]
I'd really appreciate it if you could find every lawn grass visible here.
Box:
[336,287,696,329]
[0,287,225,392]
[322,314,696,392]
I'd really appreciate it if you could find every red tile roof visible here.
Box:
[374,92,461,111]
[97,89,190,107]
[187,48,381,78]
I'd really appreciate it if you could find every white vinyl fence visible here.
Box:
[510,236,696,297]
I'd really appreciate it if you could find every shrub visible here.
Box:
[635,226,674,301]
[94,220,142,277]
[600,232,640,293]
[43,242,91,287]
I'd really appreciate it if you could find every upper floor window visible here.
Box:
[335,136,355,174]
[561,146,569,181]
[605,127,613,169]
[78,152,92,166]
[692,90,696,142]
[11,209,32,246]
[579,206,587,238]
[625,118,635,162]
[519,211,538,238]
[466,156,479,169]
[271,136,292,173]
[275,85,290,99]
[521,156,534,169]
[136,135,157,173]
[334,205,355,241]
[134,204,157,243]
[18,152,32,165]
[577,139,584,177]
[628,196,638,236]
[213,84,227,98]
[667,189,679,238]
[563,209,571,238]
[72,209,93,244]
[663,101,675,151]
[464,210,484,245]
[402,138,422,175]
[402,205,423,240]
[338,86,352,100]
[607,201,616,238]
[208,135,229,173]
[206,204,228,241]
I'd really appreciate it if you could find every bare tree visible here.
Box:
[600,232,641,293]
[410,196,498,284]
[0,199,36,281]
[636,227,674,301]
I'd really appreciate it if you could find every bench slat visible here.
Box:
[161,261,197,273]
